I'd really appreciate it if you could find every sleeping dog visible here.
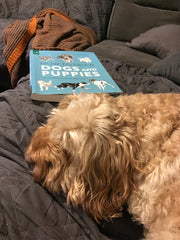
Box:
[25,93,180,240]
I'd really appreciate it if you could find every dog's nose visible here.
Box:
[25,151,36,170]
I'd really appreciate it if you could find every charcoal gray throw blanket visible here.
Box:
[0,77,107,240]
[0,75,144,240]
[0,56,179,239]
[99,57,180,94]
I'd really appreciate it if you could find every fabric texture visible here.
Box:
[86,40,160,68]
[0,77,108,240]
[134,0,180,10]
[0,0,64,18]
[107,0,180,41]
[148,52,180,85]
[127,24,180,59]
[0,0,114,41]
[98,56,180,94]
[0,19,14,91]
[3,8,97,88]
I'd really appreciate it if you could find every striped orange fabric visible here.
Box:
[6,17,37,74]
[3,8,97,88]
[4,8,75,74]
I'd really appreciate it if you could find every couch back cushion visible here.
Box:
[0,0,114,41]
[107,0,180,41]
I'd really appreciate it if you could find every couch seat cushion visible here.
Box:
[86,40,160,68]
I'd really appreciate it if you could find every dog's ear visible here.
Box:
[25,125,69,193]
[67,109,138,222]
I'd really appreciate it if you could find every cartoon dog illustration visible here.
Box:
[38,80,52,91]
[89,79,115,90]
[39,56,54,61]
[78,57,91,63]
[56,82,90,91]
[57,54,73,62]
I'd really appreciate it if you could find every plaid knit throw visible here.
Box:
[3,8,97,88]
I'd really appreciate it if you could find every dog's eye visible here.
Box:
[27,160,36,171]
[114,114,119,120]
[107,114,119,121]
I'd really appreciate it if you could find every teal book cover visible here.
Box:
[30,50,122,101]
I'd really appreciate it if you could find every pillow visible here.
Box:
[128,24,180,59]
[148,52,180,85]
[107,0,180,42]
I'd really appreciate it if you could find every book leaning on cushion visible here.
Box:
[30,50,122,102]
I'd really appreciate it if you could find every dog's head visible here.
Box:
[25,93,138,221]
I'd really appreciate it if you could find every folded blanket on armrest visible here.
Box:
[3,8,97,88]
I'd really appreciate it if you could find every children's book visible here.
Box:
[30,50,122,101]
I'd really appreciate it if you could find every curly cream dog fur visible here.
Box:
[25,93,180,240]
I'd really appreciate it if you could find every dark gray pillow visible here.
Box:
[148,52,180,85]
[107,0,180,42]
[128,24,180,59]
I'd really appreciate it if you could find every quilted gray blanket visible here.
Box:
[0,56,179,239]
[0,76,110,240]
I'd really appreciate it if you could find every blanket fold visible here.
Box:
[3,8,97,88]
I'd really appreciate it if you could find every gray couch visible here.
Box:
[87,0,180,68]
